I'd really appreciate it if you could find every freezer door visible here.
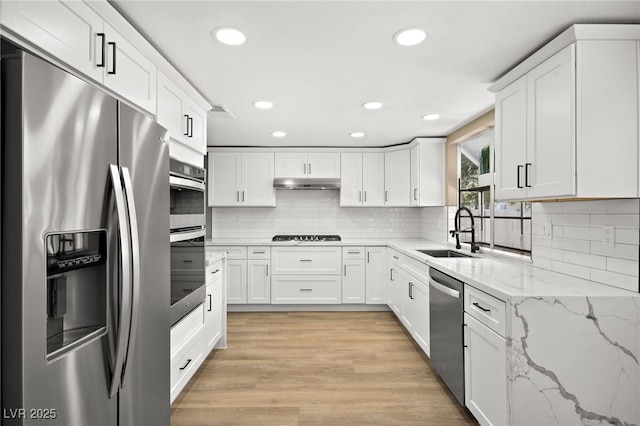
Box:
[1,52,118,425]
[117,102,171,425]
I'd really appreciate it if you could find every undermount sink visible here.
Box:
[417,249,474,258]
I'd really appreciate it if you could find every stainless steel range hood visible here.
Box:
[273,177,341,190]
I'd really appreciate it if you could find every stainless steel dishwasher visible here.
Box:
[429,268,465,406]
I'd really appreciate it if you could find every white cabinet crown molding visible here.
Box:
[489,24,640,93]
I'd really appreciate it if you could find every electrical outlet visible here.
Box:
[543,222,552,240]
[603,226,615,248]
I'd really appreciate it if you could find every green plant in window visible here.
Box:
[479,146,490,175]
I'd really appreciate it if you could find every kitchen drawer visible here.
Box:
[214,246,247,260]
[404,256,430,284]
[170,324,204,403]
[342,246,365,260]
[206,259,222,285]
[171,247,204,271]
[248,246,270,260]
[171,303,204,353]
[271,247,341,275]
[271,275,341,304]
[464,285,507,337]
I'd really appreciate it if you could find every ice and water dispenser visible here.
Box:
[45,230,107,361]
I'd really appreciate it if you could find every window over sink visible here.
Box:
[458,128,531,255]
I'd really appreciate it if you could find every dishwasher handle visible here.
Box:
[429,278,460,299]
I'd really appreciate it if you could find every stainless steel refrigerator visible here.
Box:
[1,50,170,425]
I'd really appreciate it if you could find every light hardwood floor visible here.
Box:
[171,311,477,425]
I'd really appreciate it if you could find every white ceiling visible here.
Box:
[111,1,639,148]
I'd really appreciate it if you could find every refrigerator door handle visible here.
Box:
[108,165,133,398]
[120,167,141,388]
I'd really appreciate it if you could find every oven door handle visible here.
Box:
[169,175,205,192]
[170,228,206,243]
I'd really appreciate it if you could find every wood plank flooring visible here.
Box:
[171,311,477,425]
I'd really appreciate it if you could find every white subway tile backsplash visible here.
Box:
[531,199,639,292]
[550,213,590,226]
[209,193,639,293]
[607,257,639,277]
[606,199,640,214]
[591,269,639,292]
[562,251,607,270]
[551,260,592,280]
[591,242,639,261]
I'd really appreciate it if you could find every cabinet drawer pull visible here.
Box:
[408,282,414,299]
[300,259,312,262]
[414,188,418,201]
[367,252,370,263]
[359,191,362,202]
[303,163,306,174]
[300,288,312,292]
[97,33,106,67]
[253,250,265,254]
[179,359,192,370]
[242,190,245,202]
[212,269,220,274]
[393,255,399,260]
[347,251,360,254]
[108,41,116,74]
[266,265,269,276]
[308,163,312,175]
[344,265,347,276]
[188,116,194,138]
[364,191,367,202]
[182,259,193,263]
[385,190,388,202]
[525,163,532,188]
[208,294,212,312]
[472,302,491,312]
[390,268,394,281]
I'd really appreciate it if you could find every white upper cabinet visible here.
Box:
[410,139,445,206]
[384,149,411,206]
[1,1,103,81]
[208,151,275,207]
[157,72,189,145]
[101,22,156,114]
[340,153,384,207]
[157,71,207,157]
[275,152,340,178]
[495,76,528,200]
[493,26,639,201]
[1,1,156,114]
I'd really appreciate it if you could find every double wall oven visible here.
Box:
[170,158,206,325]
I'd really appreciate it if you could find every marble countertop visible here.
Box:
[207,238,637,301]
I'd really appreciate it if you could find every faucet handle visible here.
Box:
[449,230,456,237]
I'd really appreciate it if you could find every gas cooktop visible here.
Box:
[272,235,341,242]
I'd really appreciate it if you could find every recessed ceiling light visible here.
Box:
[422,113,440,121]
[272,131,286,138]
[350,132,365,138]
[363,101,383,110]
[214,27,246,46]
[393,28,427,46]
[253,101,273,109]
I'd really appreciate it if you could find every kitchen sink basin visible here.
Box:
[416,249,474,258]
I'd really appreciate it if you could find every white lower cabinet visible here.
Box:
[204,275,222,355]
[271,275,342,304]
[365,247,387,304]
[342,259,365,303]
[170,304,205,403]
[388,253,431,357]
[464,285,507,426]
[227,259,247,304]
[247,259,270,303]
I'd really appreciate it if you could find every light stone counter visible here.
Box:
[209,237,639,424]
